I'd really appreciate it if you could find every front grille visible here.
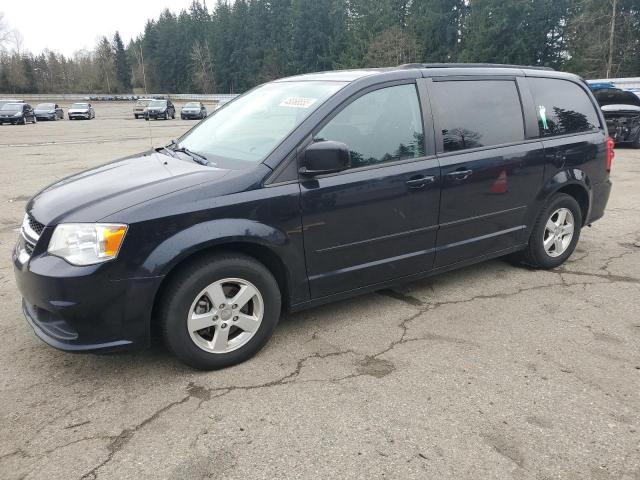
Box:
[28,215,45,236]
[24,239,34,255]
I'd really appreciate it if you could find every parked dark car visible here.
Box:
[144,99,175,120]
[594,88,640,147]
[13,64,613,370]
[181,102,207,120]
[68,103,95,120]
[34,103,64,121]
[0,103,37,125]
[133,98,153,119]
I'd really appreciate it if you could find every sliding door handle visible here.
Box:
[446,169,473,181]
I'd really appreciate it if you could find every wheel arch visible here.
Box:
[146,221,298,333]
[527,169,593,229]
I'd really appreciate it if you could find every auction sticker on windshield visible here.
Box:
[279,97,317,108]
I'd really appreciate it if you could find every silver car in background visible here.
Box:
[133,98,153,119]
[68,103,95,120]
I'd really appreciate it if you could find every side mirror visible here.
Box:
[300,141,351,176]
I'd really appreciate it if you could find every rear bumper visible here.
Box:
[13,248,162,353]
[181,112,202,119]
[587,179,612,224]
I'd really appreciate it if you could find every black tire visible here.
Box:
[135,114,139,119]
[159,252,281,370]
[522,193,582,269]
[171,111,175,119]
[19,116,26,125]
[632,133,640,149]
[145,116,149,121]
[32,116,37,124]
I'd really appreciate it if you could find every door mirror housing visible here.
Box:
[300,141,351,176]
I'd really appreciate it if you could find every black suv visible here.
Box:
[144,99,175,120]
[13,64,613,369]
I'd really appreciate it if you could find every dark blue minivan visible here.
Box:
[13,64,613,369]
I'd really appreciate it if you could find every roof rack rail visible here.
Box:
[397,63,554,71]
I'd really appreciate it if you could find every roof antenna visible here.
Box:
[138,43,154,151]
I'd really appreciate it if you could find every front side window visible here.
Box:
[314,84,425,168]
[528,78,600,137]
[179,81,346,167]
[431,80,525,153]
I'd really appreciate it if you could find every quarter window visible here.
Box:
[431,80,525,153]
[314,84,425,168]
[528,77,600,137]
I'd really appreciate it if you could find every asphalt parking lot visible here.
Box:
[0,102,639,480]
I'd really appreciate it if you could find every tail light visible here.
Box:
[605,136,615,172]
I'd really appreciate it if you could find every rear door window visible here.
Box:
[528,77,600,137]
[431,80,525,153]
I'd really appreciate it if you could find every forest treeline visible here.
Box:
[1,0,639,95]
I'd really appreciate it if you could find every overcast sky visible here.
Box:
[2,0,197,56]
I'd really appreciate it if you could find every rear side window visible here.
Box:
[314,84,425,168]
[431,80,524,153]
[528,78,600,137]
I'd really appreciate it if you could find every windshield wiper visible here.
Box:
[171,144,214,167]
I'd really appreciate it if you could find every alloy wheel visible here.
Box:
[187,278,264,354]
[543,207,574,257]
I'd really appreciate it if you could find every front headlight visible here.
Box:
[48,223,128,266]
[13,112,21,117]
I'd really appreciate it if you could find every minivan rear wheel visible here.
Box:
[159,253,281,370]
[523,193,582,269]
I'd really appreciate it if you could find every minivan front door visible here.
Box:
[429,78,546,267]
[300,82,440,299]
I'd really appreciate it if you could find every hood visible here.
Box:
[27,151,232,225]
[595,89,640,108]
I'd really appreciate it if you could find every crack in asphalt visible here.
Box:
[10,245,639,478]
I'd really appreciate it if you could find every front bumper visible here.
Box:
[35,113,56,120]
[181,111,202,119]
[146,110,167,119]
[13,244,162,353]
[69,113,90,119]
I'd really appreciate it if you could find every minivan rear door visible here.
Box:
[299,81,440,298]
[428,77,546,267]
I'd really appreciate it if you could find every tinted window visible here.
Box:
[315,84,425,168]
[431,80,524,152]
[528,78,600,137]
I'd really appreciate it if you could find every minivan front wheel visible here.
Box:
[524,193,582,269]
[160,253,281,370]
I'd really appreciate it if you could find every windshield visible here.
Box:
[71,103,88,109]
[184,102,200,108]
[149,100,167,107]
[1,103,22,111]
[36,103,55,109]
[179,81,346,166]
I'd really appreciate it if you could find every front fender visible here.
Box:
[141,219,291,277]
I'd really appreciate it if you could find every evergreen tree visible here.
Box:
[113,31,132,91]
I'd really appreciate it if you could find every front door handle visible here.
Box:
[446,169,473,181]
[406,175,436,189]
